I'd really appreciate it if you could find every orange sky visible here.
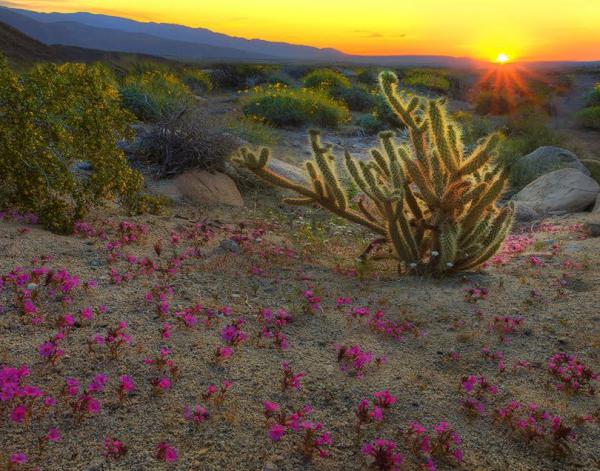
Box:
[3,0,600,61]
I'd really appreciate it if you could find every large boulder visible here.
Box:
[512,168,600,215]
[593,194,600,213]
[150,170,244,207]
[266,158,308,185]
[512,147,590,187]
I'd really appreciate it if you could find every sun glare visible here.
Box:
[496,53,510,64]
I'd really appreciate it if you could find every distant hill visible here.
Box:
[0,21,183,69]
[0,7,486,67]
[12,8,345,62]
[0,8,280,62]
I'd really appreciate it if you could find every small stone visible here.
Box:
[219,239,240,253]
[583,214,600,237]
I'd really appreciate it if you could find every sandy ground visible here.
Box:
[1,193,599,471]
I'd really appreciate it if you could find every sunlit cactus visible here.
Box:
[234,71,513,275]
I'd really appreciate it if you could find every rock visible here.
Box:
[219,239,240,253]
[582,159,600,184]
[584,214,600,237]
[512,169,600,215]
[512,147,590,186]
[513,202,540,222]
[267,158,308,185]
[155,170,244,207]
[593,194,600,213]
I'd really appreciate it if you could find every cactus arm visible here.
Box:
[235,147,386,236]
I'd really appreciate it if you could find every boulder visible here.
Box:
[593,194,600,213]
[582,159,600,184]
[267,158,308,185]
[513,202,540,223]
[512,168,600,215]
[584,213,600,237]
[512,147,590,186]
[160,170,244,207]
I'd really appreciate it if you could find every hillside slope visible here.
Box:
[0,8,276,62]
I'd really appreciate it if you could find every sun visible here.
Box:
[496,53,510,64]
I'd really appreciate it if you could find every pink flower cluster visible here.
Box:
[302,289,321,314]
[257,308,292,350]
[356,390,397,430]
[495,401,576,455]
[464,284,488,303]
[64,374,107,421]
[406,421,463,470]
[361,439,403,470]
[264,403,332,458]
[336,344,385,378]
[547,353,598,394]
[91,321,132,359]
[489,316,524,343]
[281,361,304,391]
[460,374,498,416]
[104,436,128,461]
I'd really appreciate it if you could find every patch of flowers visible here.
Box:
[336,344,385,378]
[494,401,577,455]
[547,353,598,394]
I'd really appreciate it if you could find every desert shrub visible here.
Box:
[235,71,513,275]
[402,69,451,94]
[137,109,240,177]
[354,114,386,135]
[241,84,350,128]
[120,71,193,122]
[210,64,278,89]
[585,84,600,107]
[181,68,212,94]
[0,57,156,232]
[227,117,280,146]
[472,89,513,115]
[496,106,566,190]
[356,68,379,85]
[302,68,351,91]
[331,84,377,112]
[453,111,496,147]
[576,106,600,130]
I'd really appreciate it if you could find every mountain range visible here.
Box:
[0,6,482,66]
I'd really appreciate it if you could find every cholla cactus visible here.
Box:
[234,71,513,275]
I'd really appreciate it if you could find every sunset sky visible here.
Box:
[3,0,600,61]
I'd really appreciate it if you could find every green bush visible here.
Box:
[181,68,212,94]
[227,117,280,146]
[120,71,193,122]
[302,68,350,91]
[355,68,379,86]
[402,69,451,94]
[354,113,386,135]
[0,57,156,232]
[585,84,600,107]
[495,106,566,190]
[577,105,600,130]
[330,84,377,112]
[452,111,496,147]
[210,64,279,89]
[241,84,350,128]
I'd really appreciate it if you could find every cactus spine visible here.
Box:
[234,71,513,275]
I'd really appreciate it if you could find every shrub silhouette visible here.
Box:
[0,57,157,232]
[235,72,513,275]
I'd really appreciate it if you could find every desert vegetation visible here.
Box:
[0,39,599,471]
